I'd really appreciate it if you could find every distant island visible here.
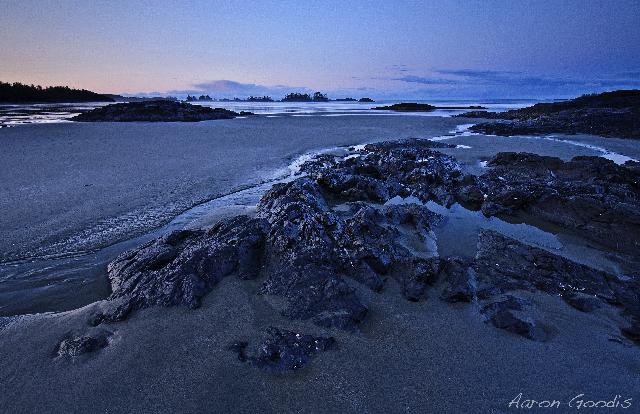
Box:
[282,92,329,102]
[169,92,375,103]
[277,93,374,103]
[186,95,213,102]
[374,103,486,112]
[0,81,114,103]
[247,96,274,102]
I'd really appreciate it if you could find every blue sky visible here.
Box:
[1,0,639,99]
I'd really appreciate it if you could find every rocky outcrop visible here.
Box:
[471,231,639,341]
[98,216,268,323]
[439,257,476,303]
[55,330,112,358]
[458,90,640,139]
[100,155,447,330]
[478,152,640,257]
[228,327,335,372]
[480,295,545,341]
[301,139,476,208]
[72,100,249,122]
[473,230,616,301]
[96,138,640,353]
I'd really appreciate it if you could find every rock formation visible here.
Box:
[72,100,249,122]
[85,138,640,369]
[457,90,640,139]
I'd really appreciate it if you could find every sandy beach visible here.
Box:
[1,265,638,413]
[0,115,463,262]
[4,116,636,263]
[3,116,637,316]
[1,114,639,413]
[1,116,463,315]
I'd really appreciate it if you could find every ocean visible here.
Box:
[0,99,536,126]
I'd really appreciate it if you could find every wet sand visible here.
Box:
[0,115,462,262]
[2,120,639,316]
[1,273,638,413]
[0,116,462,315]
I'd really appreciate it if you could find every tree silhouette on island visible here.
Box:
[281,92,328,102]
[247,96,274,102]
[0,81,113,103]
[186,95,213,102]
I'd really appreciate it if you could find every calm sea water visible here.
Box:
[0,99,535,126]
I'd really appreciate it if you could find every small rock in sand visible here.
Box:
[228,327,336,372]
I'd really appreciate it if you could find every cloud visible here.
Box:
[142,80,313,99]
[618,71,640,79]
[436,69,519,79]
[190,80,311,98]
[135,70,640,101]
[391,75,456,85]
[388,64,410,73]
[160,80,380,100]
[389,69,640,98]
[435,69,640,88]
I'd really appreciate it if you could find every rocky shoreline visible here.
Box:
[72,100,251,122]
[59,138,640,368]
[457,90,640,139]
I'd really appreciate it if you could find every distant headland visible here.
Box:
[457,89,640,139]
[0,81,114,103]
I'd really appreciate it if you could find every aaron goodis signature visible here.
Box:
[508,393,632,410]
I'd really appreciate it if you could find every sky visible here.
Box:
[1,0,639,99]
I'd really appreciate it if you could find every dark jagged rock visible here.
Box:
[257,178,441,328]
[55,330,112,358]
[460,90,640,139]
[433,229,638,341]
[478,152,640,257]
[301,139,475,208]
[374,103,486,112]
[228,327,335,372]
[439,257,476,303]
[256,178,369,330]
[101,216,268,322]
[72,100,248,122]
[102,172,442,330]
[455,178,485,210]
[401,257,440,301]
[474,230,616,299]
[480,295,545,341]
[473,230,640,341]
